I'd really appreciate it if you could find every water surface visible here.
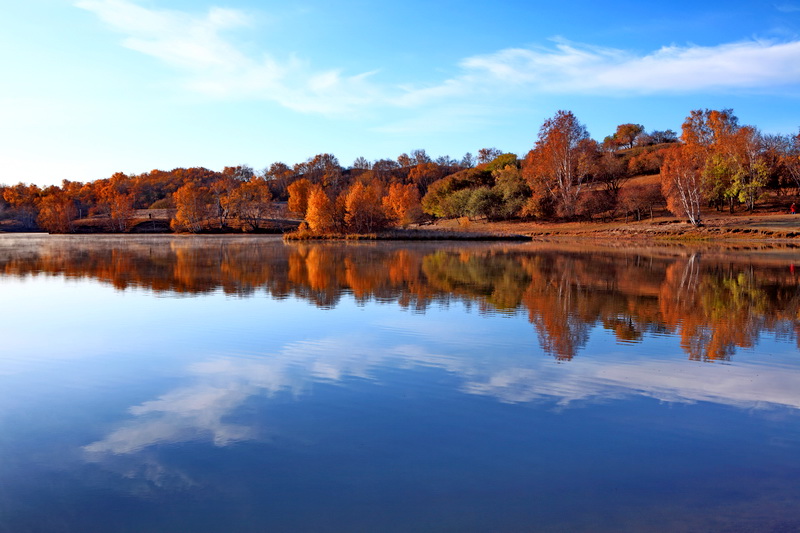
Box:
[1,235,799,532]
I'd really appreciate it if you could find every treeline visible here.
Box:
[2,109,799,233]
[2,239,797,361]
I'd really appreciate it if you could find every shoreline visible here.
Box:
[4,212,800,243]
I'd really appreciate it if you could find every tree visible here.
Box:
[491,164,530,219]
[371,159,401,183]
[466,187,504,220]
[594,151,628,198]
[108,191,135,232]
[411,149,431,165]
[461,152,476,168]
[287,178,312,217]
[619,183,664,221]
[681,108,767,213]
[3,183,40,229]
[345,180,387,233]
[229,177,272,231]
[382,182,422,227]
[296,154,342,191]
[613,123,645,149]
[210,176,237,228]
[661,144,704,225]
[263,162,295,200]
[728,126,768,211]
[522,110,596,218]
[36,190,77,233]
[222,165,255,182]
[305,185,337,233]
[782,133,800,192]
[649,129,678,144]
[352,156,372,170]
[408,163,446,193]
[96,173,136,231]
[397,153,413,168]
[171,182,211,232]
[681,108,738,147]
[477,147,503,165]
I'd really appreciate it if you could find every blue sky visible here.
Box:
[2,0,800,186]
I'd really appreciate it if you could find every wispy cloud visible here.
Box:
[75,0,384,114]
[397,39,800,106]
[77,1,800,116]
[775,3,800,13]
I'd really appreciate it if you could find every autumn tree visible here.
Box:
[679,108,768,213]
[296,154,342,192]
[229,177,273,231]
[610,123,645,150]
[263,162,295,201]
[209,176,237,228]
[3,183,41,229]
[397,153,413,168]
[345,180,387,233]
[477,147,503,165]
[594,151,628,198]
[619,183,664,221]
[382,182,423,227]
[408,162,447,192]
[661,144,704,225]
[108,191,136,232]
[36,189,77,233]
[171,182,211,232]
[782,133,800,192]
[522,110,596,218]
[287,178,312,217]
[371,159,401,183]
[95,173,136,232]
[305,184,337,233]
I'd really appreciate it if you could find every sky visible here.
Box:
[2,0,800,186]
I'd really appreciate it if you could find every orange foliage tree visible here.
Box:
[344,181,387,233]
[36,190,77,233]
[522,110,596,218]
[171,182,211,233]
[230,177,273,231]
[661,144,704,225]
[305,185,338,233]
[382,182,422,227]
[2,183,40,229]
[287,178,312,218]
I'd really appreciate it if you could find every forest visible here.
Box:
[2,108,799,234]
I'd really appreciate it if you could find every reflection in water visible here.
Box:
[3,235,800,532]
[2,235,798,361]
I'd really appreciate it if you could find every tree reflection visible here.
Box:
[1,237,798,361]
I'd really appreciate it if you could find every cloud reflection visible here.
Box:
[85,327,800,462]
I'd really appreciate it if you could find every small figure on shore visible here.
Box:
[792,203,797,215]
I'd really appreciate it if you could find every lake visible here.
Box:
[1,234,799,532]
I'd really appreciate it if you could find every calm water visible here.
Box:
[1,234,800,532]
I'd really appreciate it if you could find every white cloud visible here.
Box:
[75,0,384,115]
[397,39,800,107]
[84,327,800,460]
[76,1,800,116]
